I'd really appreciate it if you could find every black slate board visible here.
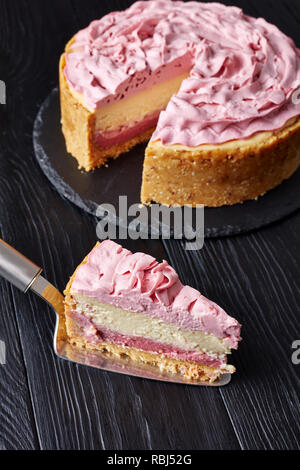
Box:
[33,88,300,238]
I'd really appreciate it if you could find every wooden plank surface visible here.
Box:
[0,0,299,450]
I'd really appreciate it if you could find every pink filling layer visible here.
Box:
[71,241,242,349]
[69,310,225,368]
[95,111,160,148]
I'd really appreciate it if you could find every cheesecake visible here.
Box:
[64,240,242,382]
[60,0,300,206]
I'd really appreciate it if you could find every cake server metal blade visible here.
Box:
[0,238,231,386]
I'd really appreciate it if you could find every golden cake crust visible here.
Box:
[141,117,300,207]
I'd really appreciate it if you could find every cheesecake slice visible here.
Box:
[64,240,241,382]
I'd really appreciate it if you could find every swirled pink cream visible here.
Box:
[64,0,300,146]
[70,240,241,349]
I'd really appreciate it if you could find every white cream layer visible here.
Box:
[71,294,231,357]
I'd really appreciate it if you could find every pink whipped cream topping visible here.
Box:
[71,240,241,348]
[69,310,226,367]
[64,0,300,146]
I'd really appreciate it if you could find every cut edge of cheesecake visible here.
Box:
[59,52,155,171]
[59,37,191,172]
[63,241,241,383]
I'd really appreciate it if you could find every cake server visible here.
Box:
[0,238,231,386]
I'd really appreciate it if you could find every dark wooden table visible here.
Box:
[0,0,299,451]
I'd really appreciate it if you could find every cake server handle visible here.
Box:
[0,238,42,293]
